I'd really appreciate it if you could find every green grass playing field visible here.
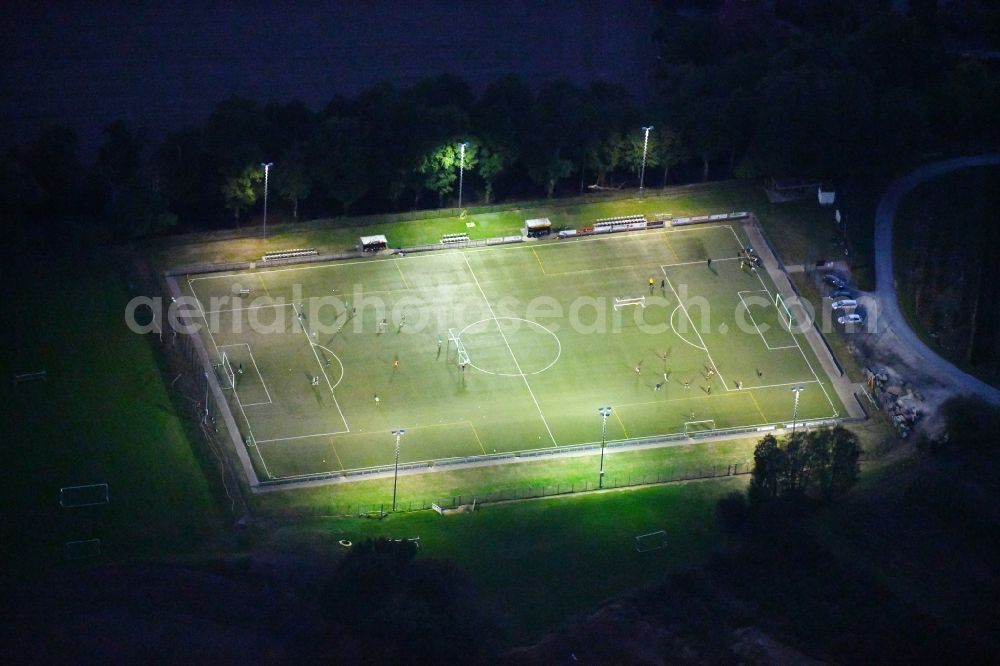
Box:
[184,222,844,480]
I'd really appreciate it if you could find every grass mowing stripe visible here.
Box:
[291,302,350,433]
[462,254,557,446]
[662,272,731,391]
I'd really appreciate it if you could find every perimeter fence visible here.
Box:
[259,461,752,519]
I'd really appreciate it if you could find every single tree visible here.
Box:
[418,141,478,207]
[274,155,311,220]
[221,164,262,228]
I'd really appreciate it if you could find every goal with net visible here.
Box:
[65,539,102,560]
[448,328,470,367]
[775,293,796,331]
[684,419,717,437]
[60,483,110,508]
[217,351,237,390]
[614,296,646,311]
[634,530,668,552]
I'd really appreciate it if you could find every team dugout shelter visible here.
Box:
[525,218,552,238]
[359,234,388,252]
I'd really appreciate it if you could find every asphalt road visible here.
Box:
[873,154,1000,405]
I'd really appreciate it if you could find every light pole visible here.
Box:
[639,126,653,195]
[790,386,804,437]
[457,142,468,209]
[391,428,406,511]
[598,406,612,489]
[260,162,273,240]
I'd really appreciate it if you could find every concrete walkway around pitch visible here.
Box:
[742,219,867,420]
[872,155,1000,406]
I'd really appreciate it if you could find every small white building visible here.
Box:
[360,234,388,252]
[525,218,552,238]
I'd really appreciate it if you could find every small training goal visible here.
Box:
[448,328,471,367]
[634,530,668,553]
[614,296,646,311]
[59,483,110,508]
[684,419,717,437]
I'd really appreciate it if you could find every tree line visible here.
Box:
[2,6,997,241]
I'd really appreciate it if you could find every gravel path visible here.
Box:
[873,154,1000,406]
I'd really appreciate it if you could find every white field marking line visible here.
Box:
[463,254,557,446]
[186,277,210,317]
[255,429,351,444]
[218,342,273,405]
[662,223,735,234]
[736,290,799,352]
[727,225,839,417]
[201,302,294,315]
[188,278,278,478]
[661,256,740,268]
[312,343,346,389]
[457,317,562,377]
[747,379,821,391]
[736,291,771,350]
[293,303,351,432]
[188,278,274,478]
[669,305,707,351]
[662,271,730,391]
[256,419,474,450]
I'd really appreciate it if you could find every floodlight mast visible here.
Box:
[790,387,804,437]
[639,127,653,195]
[261,162,273,240]
[391,428,406,511]
[598,406,612,489]
[458,142,469,209]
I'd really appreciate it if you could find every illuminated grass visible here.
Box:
[185,222,845,480]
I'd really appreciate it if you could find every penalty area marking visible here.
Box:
[669,305,707,351]
[312,343,346,389]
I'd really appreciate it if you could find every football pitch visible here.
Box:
[183,223,845,481]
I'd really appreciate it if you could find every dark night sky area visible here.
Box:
[1,0,657,159]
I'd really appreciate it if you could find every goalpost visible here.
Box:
[217,351,237,390]
[634,530,668,552]
[60,483,110,508]
[614,296,646,311]
[448,328,470,367]
[684,419,717,437]
[775,293,796,331]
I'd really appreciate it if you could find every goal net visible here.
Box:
[217,351,237,390]
[614,296,646,311]
[65,539,102,560]
[634,530,668,552]
[684,419,717,437]
[60,483,110,508]
[775,293,796,331]
[448,328,470,366]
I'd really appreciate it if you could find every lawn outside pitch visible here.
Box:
[183,223,845,481]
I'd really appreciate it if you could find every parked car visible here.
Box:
[832,299,858,310]
[838,313,864,325]
[832,288,854,299]
[823,273,846,289]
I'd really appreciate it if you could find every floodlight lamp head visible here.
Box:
[643,126,653,133]
[598,406,612,417]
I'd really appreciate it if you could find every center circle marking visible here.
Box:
[457,317,561,377]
